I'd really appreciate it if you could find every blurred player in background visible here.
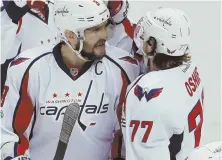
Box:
[1,1,139,160]
[1,0,17,64]
[122,7,204,160]
[105,0,136,54]
[1,0,57,93]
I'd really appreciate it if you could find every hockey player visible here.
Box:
[1,0,20,93]
[1,0,57,93]
[2,0,57,54]
[0,1,139,160]
[105,0,136,54]
[122,7,204,160]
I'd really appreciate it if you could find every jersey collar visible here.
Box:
[53,43,94,81]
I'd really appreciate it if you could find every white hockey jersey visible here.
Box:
[108,17,136,54]
[1,44,139,160]
[122,62,204,160]
[1,1,18,64]
[3,0,57,61]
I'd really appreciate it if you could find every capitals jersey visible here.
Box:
[108,17,136,54]
[2,0,57,61]
[122,62,204,160]
[1,1,18,64]
[15,0,57,51]
[1,44,140,160]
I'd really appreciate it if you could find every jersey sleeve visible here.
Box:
[114,54,140,131]
[3,1,29,23]
[106,47,140,159]
[116,36,134,54]
[113,69,130,132]
[105,45,140,131]
[1,9,18,64]
[1,56,39,159]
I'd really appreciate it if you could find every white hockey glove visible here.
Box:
[105,0,129,24]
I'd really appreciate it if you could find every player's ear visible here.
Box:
[65,30,76,40]
[64,30,78,48]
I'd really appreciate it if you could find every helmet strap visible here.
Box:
[62,37,90,62]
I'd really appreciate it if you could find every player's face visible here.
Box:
[142,38,156,71]
[143,39,155,55]
[83,20,110,59]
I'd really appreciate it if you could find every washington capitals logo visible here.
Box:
[134,85,163,102]
[167,48,176,54]
[10,57,30,67]
[119,56,138,65]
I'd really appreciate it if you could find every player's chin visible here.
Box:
[93,45,106,57]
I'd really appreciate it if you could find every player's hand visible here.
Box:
[63,30,78,50]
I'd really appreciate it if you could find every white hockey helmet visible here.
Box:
[54,0,110,61]
[137,7,191,57]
